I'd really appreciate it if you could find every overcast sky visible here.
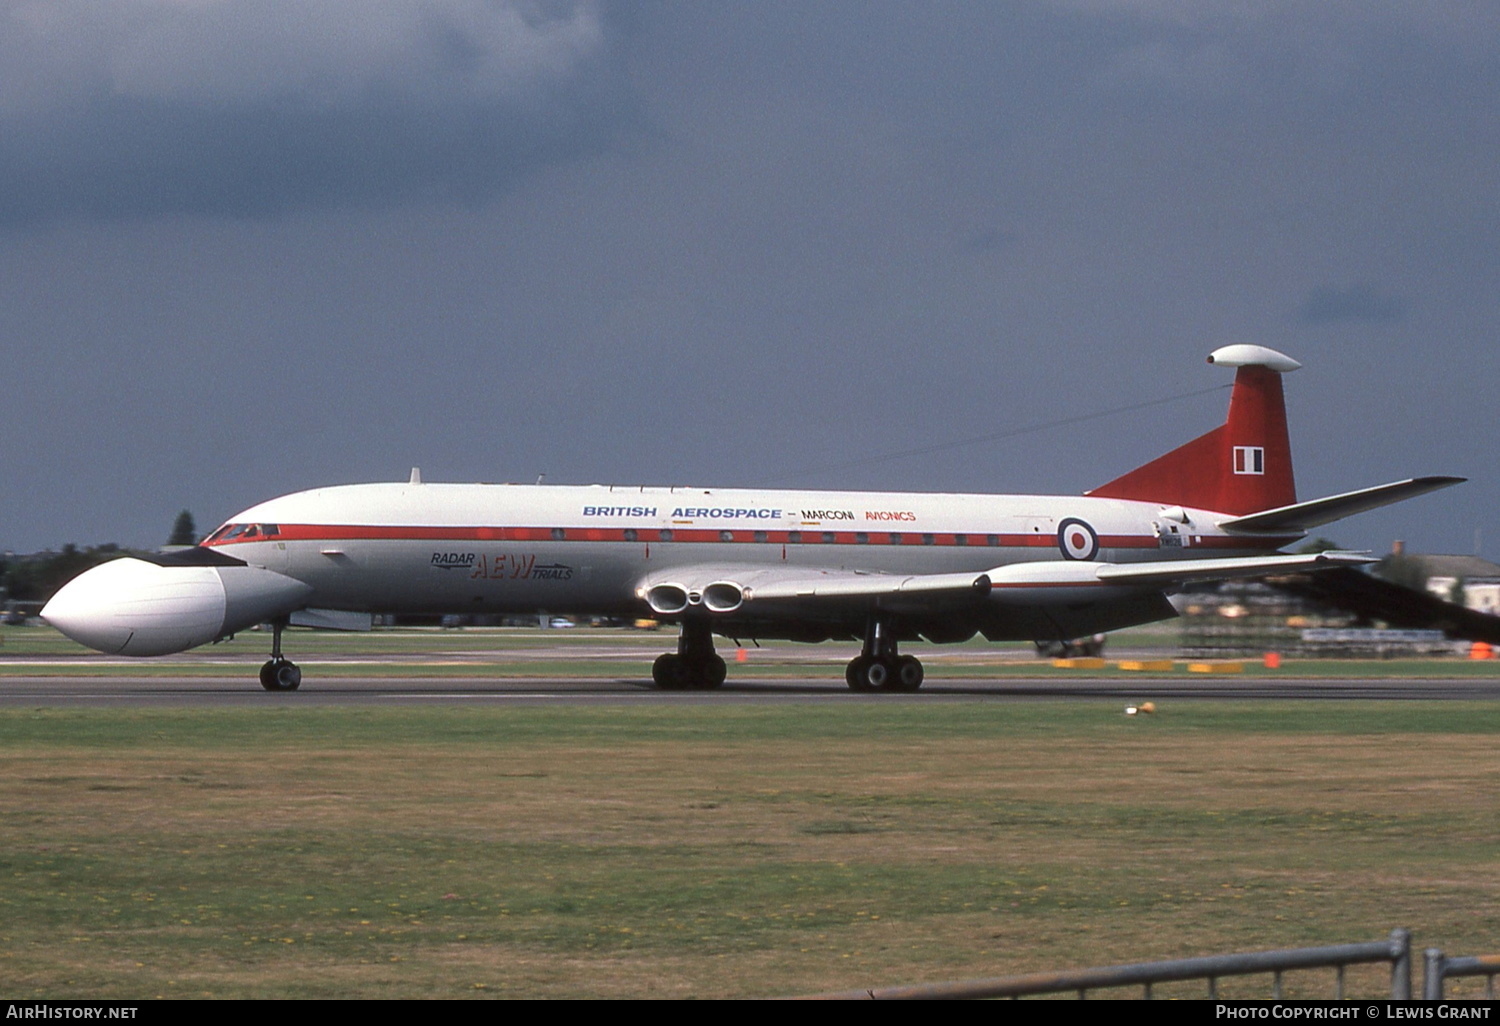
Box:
[3,0,1496,556]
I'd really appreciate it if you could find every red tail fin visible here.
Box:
[1087,346,1299,515]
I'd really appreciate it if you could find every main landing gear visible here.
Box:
[651,618,727,690]
[846,616,924,693]
[258,619,302,692]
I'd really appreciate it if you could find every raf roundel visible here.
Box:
[1057,518,1099,561]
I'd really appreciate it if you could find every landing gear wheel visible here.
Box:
[846,656,875,692]
[673,654,727,690]
[892,655,924,692]
[652,653,687,690]
[260,658,301,692]
[846,656,893,692]
[846,653,920,693]
[701,654,727,690]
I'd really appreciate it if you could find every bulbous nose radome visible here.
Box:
[42,557,312,657]
[43,558,227,655]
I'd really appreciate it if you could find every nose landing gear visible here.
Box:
[258,619,302,692]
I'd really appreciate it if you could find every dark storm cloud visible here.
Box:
[1298,283,1406,325]
[0,0,628,223]
[962,228,1018,254]
[5,1,1500,558]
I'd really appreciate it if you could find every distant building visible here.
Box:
[1413,556,1500,614]
[1379,543,1500,615]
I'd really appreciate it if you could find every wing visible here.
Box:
[633,553,1378,646]
[1217,477,1464,533]
[636,551,1373,616]
[1268,566,1500,645]
[636,565,993,617]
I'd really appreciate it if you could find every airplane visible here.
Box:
[41,344,1463,692]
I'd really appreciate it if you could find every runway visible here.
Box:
[4,673,1500,706]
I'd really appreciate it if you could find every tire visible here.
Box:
[846,656,875,692]
[652,653,686,690]
[261,659,301,691]
[276,662,301,691]
[702,654,727,689]
[893,655,924,692]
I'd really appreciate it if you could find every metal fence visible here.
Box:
[800,928,1414,1000]
[1423,948,1500,1000]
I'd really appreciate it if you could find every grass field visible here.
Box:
[3,696,1500,998]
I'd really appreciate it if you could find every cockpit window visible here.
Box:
[206,523,280,544]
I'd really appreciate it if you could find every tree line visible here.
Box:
[1,512,198,604]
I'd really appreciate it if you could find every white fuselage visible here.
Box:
[206,481,1289,622]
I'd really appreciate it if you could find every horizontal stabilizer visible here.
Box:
[1217,477,1465,533]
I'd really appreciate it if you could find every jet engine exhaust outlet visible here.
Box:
[645,584,690,616]
[702,582,744,614]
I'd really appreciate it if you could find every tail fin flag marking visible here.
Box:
[1086,345,1299,515]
